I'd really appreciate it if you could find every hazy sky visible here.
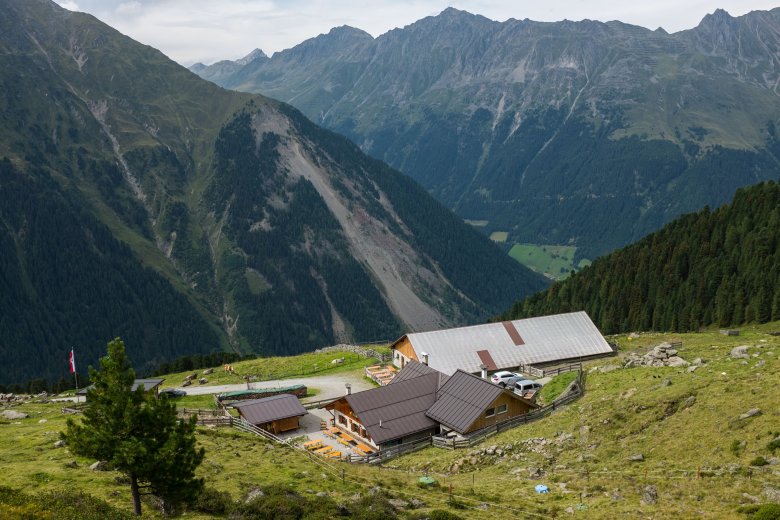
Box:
[54,0,780,65]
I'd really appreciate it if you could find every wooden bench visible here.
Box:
[314,446,332,455]
[303,440,323,450]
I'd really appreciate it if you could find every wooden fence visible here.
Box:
[178,408,233,426]
[522,362,582,379]
[432,370,585,450]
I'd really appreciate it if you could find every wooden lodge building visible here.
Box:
[391,311,612,376]
[232,394,308,434]
[323,361,536,451]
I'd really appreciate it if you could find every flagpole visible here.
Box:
[71,349,79,403]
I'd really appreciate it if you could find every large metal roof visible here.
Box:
[232,394,307,425]
[396,311,612,375]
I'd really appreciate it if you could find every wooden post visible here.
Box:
[448,483,453,505]
[697,466,701,480]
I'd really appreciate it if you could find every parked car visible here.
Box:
[490,371,526,387]
[514,380,543,396]
[160,388,186,398]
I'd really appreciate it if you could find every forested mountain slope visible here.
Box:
[500,182,780,334]
[194,7,780,259]
[0,0,545,384]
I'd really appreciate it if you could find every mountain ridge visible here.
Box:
[0,0,546,384]
[193,7,780,259]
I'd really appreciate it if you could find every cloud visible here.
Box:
[68,0,780,65]
[55,0,80,11]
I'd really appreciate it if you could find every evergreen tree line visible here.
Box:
[0,158,220,385]
[501,181,780,334]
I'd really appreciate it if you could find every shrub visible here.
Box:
[750,456,769,467]
[754,504,780,520]
[767,438,780,453]
[428,510,465,520]
[192,487,233,515]
[731,439,744,456]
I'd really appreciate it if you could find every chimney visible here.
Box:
[480,363,488,380]
[421,351,429,366]
[379,419,383,428]
[345,383,352,395]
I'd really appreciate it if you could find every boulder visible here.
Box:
[203,368,214,375]
[739,408,762,420]
[388,498,409,510]
[409,498,425,508]
[731,346,749,359]
[245,488,264,503]
[764,486,780,502]
[687,365,699,373]
[667,356,689,367]
[1,410,28,420]
[642,485,658,505]
[90,461,109,471]
[182,380,191,387]
[628,454,645,462]
[198,378,208,385]
[64,460,78,469]
[54,440,66,448]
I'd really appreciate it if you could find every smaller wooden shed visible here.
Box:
[232,394,308,434]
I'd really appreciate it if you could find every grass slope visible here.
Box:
[1,329,779,518]
[508,244,591,281]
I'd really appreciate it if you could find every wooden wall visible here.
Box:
[465,392,533,433]
[391,336,418,368]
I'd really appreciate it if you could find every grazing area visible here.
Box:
[508,244,591,280]
[2,325,779,518]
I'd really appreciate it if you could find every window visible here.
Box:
[338,414,347,425]
[351,421,360,433]
[497,404,508,415]
[485,407,495,418]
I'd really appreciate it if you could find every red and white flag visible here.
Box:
[68,349,76,374]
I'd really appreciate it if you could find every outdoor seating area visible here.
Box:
[300,420,376,461]
[364,364,397,386]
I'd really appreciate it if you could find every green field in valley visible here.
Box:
[508,243,591,280]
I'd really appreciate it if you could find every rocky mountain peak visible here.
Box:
[236,48,268,65]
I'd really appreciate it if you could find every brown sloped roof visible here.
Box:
[233,394,307,425]
[332,371,440,445]
[390,360,449,388]
[425,370,536,433]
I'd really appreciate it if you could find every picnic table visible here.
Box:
[356,443,374,454]
[303,439,323,450]
[314,446,332,455]
[327,451,342,459]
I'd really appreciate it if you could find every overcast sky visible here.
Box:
[54,0,780,66]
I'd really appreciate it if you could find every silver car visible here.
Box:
[490,370,526,387]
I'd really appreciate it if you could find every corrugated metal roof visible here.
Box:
[76,378,165,395]
[397,311,612,375]
[218,384,305,399]
[233,394,307,425]
[339,372,440,445]
[131,378,165,392]
[425,370,503,432]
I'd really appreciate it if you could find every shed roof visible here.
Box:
[425,370,536,433]
[326,367,440,445]
[393,311,611,375]
[75,378,165,396]
[232,394,307,425]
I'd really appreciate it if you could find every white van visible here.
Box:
[513,380,543,395]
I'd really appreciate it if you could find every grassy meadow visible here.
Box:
[508,244,591,280]
[1,328,779,518]
[157,347,390,390]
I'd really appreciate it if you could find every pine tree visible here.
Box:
[62,338,204,516]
